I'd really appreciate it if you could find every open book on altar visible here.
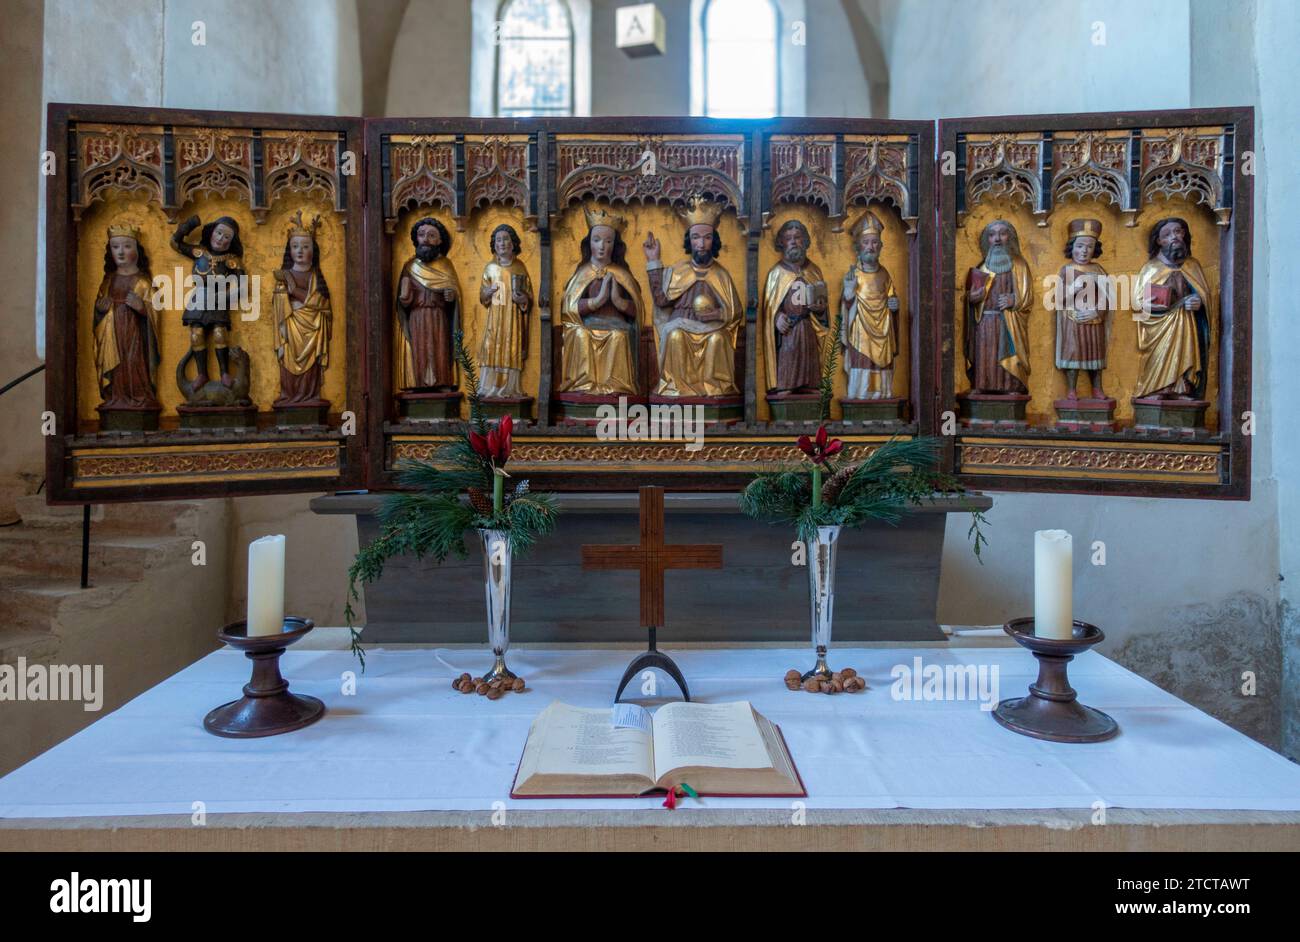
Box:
[511,700,805,798]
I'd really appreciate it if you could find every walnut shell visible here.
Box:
[486,687,503,701]
[820,681,833,694]
[831,672,843,684]
[831,679,844,693]
[476,683,489,695]
[512,677,526,692]
[841,667,857,679]
[784,669,801,683]
[802,677,820,693]
[460,683,474,694]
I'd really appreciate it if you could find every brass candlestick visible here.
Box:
[992,617,1119,743]
[203,617,326,738]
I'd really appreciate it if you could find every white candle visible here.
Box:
[247,535,286,637]
[1034,529,1073,639]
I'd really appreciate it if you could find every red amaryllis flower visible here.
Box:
[796,425,843,466]
[473,414,513,469]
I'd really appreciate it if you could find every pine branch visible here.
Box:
[453,329,487,434]
[819,308,845,422]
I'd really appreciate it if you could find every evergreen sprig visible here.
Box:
[740,435,989,558]
[819,308,844,422]
[343,336,558,668]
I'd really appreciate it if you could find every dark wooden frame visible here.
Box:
[44,103,369,503]
[936,107,1253,500]
[364,116,935,492]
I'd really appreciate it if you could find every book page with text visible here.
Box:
[651,701,772,782]
[521,702,655,782]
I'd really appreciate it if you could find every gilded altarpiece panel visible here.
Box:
[46,105,366,502]
[938,109,1252,498]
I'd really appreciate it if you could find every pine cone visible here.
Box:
[467,487,493,516]
[819,464,857,507]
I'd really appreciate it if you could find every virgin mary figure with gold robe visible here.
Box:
[557,203,643,396]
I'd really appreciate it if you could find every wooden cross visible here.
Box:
[581,486,724,628]
[581,486,723,702]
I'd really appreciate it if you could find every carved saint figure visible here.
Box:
[760,220,827,396]
[395,216,461,391]
[477,224,533,399]
[271,211,332,408]
[171,213,243,392]
[964,219,1033,394]
[1133,217,1212,400]
[1052,218,1110,399]
[642,197,744,398]
[557,204,643,396]
[841,210,900,399]
[93,221,160,409]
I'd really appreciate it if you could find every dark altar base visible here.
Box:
[648,393,744,425]
[553,392,643,424]
[478,396,534,420]
[1052,397,1117,433]
[840,396,907,423]
[177,403,258,430]
[397,390,463,420]
[96,402,161,432]
[272,400,331,427]
[957,391,1030,428]
[765,392,821,422]
[314,490,992,644]
[1132,397,1210,431]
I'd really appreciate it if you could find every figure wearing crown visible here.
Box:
[642,197,744,401]
[1052,218,1111,401]
[477,223,533,412]
[841,210,901,402]
[271,211,333,424]
[93,219,161,430]
[760,219,828,410]
[556,203,643,399]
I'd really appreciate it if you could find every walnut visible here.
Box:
[486,687,503,701]
[512,677,526,692]
[802,677,820,693]
[819,681,833,694]
[831,672,843,684]
[831,679,844,693]
[460,683,474,694]
[476,683,489,695]
[784,669,801,683]
[841,667,857,679]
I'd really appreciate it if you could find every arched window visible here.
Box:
[702,0,779,118]
[494,0,574,117]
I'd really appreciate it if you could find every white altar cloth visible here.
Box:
[2,646,1298,818]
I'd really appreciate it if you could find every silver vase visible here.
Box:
[478,528,516,682]
[802,525,842,681]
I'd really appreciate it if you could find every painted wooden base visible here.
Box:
[553,392,646,424]
[958,392,1030,428]
[397,390,462,421]
[648,394,743,425]
[272,401,330,427]
[1132,397,1209,431]
[96,404,160,432]
[1052,397,1117,433]
[765,393,821,422]
[841,397,907,423]
[176,404,257,430]
[478,396,534,420]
